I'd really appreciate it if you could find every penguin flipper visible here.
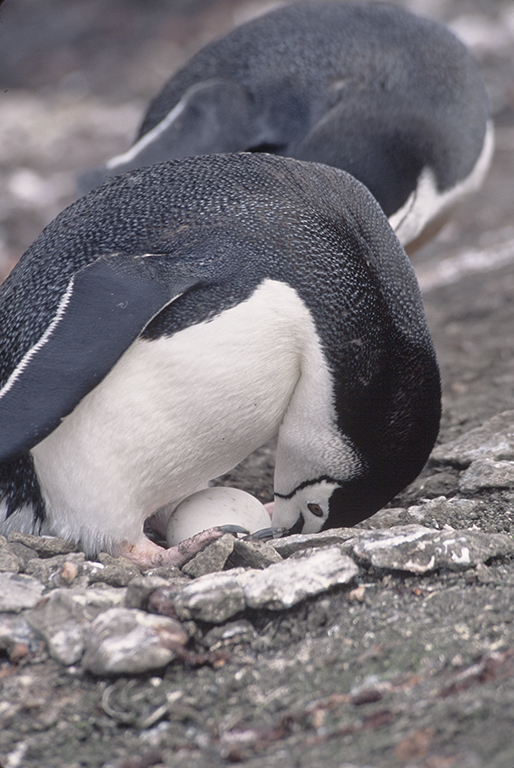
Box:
[77,80,269,195]
[0,253,205,460]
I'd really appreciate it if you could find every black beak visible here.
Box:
[286,512,305,535]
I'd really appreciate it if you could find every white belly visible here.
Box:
[30,279,308,552]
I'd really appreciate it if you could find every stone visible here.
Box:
[0,572,45,612]
[203,619,257,649]
[88,554,141,587]
[0,536,20,573]
[458,458,514,492]
[240,546,358,610]
[227,538,283,569]
[8,541,39,570]
[173,570,246,624]
[7,531,78,557]
[125,575,170,610]
[182,534,235,578]
[27,589,90,665]
[25,553,86,587]
[0,614,39,654]
[270,528,356,558]
[431,410,514,468]
[83,607,188,675]
[348,524,514,573]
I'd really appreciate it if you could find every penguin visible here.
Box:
[77,1,493,253]
[0,153,441,569]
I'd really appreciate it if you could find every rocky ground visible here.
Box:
[1,0,514,767]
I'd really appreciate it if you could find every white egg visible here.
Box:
[166,486,272,546]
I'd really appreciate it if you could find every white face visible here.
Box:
[271,480,340,534]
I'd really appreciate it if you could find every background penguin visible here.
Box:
[0,153,441,568]
[77,1,493,253]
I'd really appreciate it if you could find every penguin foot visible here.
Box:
[119,527,228,570]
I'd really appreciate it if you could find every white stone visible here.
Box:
[0,572,45,612]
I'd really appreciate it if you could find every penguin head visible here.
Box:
[273,480,339,535]
[272,473,404,536]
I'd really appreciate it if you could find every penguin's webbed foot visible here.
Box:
[119,527,229,570]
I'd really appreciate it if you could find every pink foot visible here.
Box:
[118,527,226,570]
[264,501,274,519]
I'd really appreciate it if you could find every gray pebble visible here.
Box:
[83,607,188,675]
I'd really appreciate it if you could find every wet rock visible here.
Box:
[83,607,188,675]
[227,538,283,569]
[458,458,514,492]
[182,534,235,578]
[348,525,514,573]
[270,528,356,558]
[7,531,79,557]
[174,570,246,624]
[431,411,514,468]
[0,536,20,573]
[240,546,358,610]
[0,572,45,612]
[203,619,257,649]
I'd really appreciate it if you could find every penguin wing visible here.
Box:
[0,252,206,460]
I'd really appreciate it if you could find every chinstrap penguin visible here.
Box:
[0,153,441,568]
[78,1,493,252]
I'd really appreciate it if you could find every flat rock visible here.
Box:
[358,497,487,531]
[82,607,188,675]
[0,572,45,612]
[458,458,514,492]
[182,534,235,578]
[270,528,356,558]
[240,546,358,610]
[7,531,79,557]
[174,570,246,624]
[431,410,514,467]
[348,524,514,573]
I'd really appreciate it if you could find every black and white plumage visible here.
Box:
[0,153,441,568]
[78,1,493,252]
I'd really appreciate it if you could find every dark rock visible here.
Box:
[227,538,283,569]
[182,534,235,577]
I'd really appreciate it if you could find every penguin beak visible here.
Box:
[286,512,305,535]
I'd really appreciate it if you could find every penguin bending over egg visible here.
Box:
[78,1,493,252]
[0,153,441,568]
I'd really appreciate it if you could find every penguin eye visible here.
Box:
[307,503,324,518]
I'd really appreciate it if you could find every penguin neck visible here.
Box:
[274,309,362,498]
